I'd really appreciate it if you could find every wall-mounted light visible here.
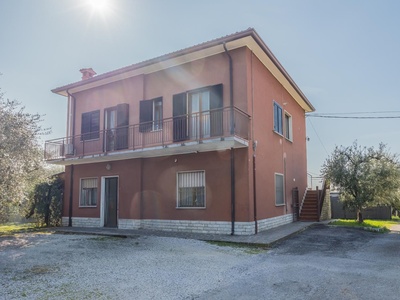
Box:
[106,163,112,171]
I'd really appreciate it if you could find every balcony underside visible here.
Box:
[47,136,248,165]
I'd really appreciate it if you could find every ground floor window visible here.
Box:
[177,171,205,208]
[275,173,284,206]
[80,178,98,207]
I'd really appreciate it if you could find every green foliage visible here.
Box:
[0,87,51,222]
[0,222,41,235]
[26,176,64,227]
[322,141,400,222]
[330,218,400,232]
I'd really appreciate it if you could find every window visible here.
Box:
[81,110,100,141]
[275,173,284,206]
[105,103,129,151]
[80,178,98,207]
[284,112,292,141]
[177,171,205,208]
[273,102,283,135]
[173,84,223,142]
[139,97,163,132]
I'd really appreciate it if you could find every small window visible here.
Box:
[284,112,292,141]
[80,178,98,207]
[275,173,284,206]
[177,171,205,208]
[139,97,163,132]
[273,102,283,135]
[81,110,100,141]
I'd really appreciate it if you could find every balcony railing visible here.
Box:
[44,106,250,162]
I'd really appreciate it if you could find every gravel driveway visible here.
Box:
[1,225,400,299]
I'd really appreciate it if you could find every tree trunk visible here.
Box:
[357,209,363,223]
[44,184,53,227]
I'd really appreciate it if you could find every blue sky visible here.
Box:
[1,0,399,176]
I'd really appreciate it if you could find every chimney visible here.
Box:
[79,68,96,80]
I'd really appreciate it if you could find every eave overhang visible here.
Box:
[52,28,315,113]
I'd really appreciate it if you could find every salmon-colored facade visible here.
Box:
[46,29,314,235]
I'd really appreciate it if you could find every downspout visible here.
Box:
[224,43,235,235]
[253,141,258,234]
[223,43,234,133]
[251,51,258,234]
[68,165,74,227]
[230,148,235,235]
[66,90,76,227]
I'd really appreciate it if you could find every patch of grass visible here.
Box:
[330,218,400,232]
[0,222,44,236]
[88,235,125,241]
[207,241,268,254]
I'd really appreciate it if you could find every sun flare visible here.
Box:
[87,0,113,15]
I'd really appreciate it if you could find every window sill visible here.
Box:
[176,207,206,210]
[80,138,100,143]
[272,130,284,137]
[275,204,285,207]
[285,137,293,143]
[79,205,97,208]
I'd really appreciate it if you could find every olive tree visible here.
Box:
[0,88,49,222]
[322,142,400,222]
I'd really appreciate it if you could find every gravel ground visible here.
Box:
[1,226,400,300]
[0,232,262,300]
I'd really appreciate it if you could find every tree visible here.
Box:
[26,175,64,226]
[321,141,400,222]
[0,88,49,222]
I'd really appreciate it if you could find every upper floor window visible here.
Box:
[273,102,283,135]
[139,97,163,132]
[173,84,223,142]
[284,112,292,141]
[81,110,100,141]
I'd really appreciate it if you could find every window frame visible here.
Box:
[176,170,206,209]
[81,110,100,141]
[275,173,285,206]
[284,111,293,141]
[273,102,283,135]
[152,98,163,131]
[79,177,98,207]
[139,97,163,132]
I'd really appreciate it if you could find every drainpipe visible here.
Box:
[223,43,234,134]
[67,165,74,227]
[230,148,235,235]
[224,43,236,235]
[66,90,76,227]
[253,141,258,234]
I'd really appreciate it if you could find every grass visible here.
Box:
[330,217,400,232]
[207,240,268,254]
[0,222,44,236]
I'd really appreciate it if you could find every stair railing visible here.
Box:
[317,179,327,221]
[299,187,308,216]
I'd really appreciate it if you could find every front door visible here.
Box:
[104,177,118,228]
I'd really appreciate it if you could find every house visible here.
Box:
[45,28,315,235]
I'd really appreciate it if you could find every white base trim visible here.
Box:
[62,214,294,235]
[62,217,100,227]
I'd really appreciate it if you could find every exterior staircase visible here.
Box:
[299,190,319,221]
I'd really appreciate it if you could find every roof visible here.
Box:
[52,28,315,112]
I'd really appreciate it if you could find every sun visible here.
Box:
[87,0,113,15]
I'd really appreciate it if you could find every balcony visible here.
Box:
[44,107,250,165]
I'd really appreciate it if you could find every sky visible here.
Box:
[1,0,399,177]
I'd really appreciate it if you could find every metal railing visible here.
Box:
[44,106,250,161]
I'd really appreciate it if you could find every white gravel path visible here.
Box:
[0,233,262,299]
